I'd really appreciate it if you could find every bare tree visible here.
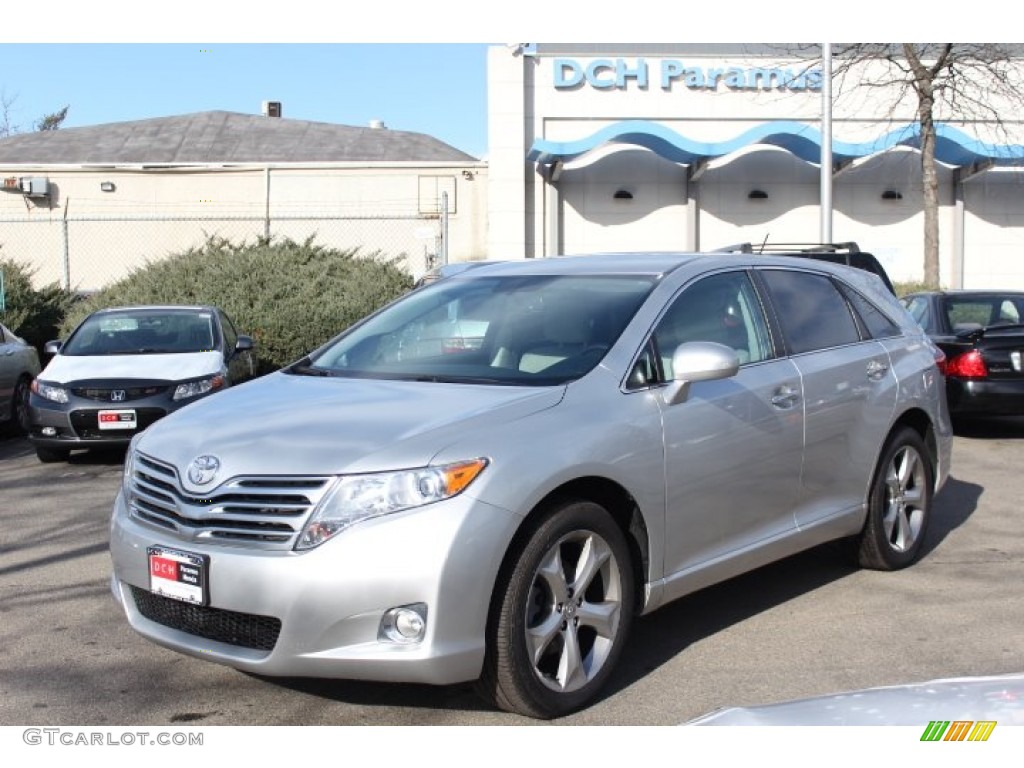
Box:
[0,89,18,138]
[792,44,1024,288]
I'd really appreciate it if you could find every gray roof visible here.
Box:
[0,111,478,164]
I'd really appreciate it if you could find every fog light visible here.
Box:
[379,603,427,644]
[41,427,57,437]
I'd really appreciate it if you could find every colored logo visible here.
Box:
[920,721,997,742]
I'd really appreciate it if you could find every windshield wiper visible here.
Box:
[287,358,334,377]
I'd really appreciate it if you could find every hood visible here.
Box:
[40,351,223,384]
[135,372,564,482]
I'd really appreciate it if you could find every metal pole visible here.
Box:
[820,43,833,244]
[264,167,271,242]
[62,197,71,291]
[441,191,449,265]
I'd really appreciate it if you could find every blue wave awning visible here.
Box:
[527,120,1024,168]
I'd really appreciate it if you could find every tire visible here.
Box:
[12,376,32,434]
[477,499,635,719]
[36,446,71,463]
[856,426,934,571]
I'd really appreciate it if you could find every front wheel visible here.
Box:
[478,499,635,719]
[12,376,32,434]
[856,426,934,570]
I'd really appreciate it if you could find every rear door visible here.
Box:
[758,269,898,530]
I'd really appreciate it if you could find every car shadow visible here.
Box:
[252,476,981,718]
[952,416,1024,439]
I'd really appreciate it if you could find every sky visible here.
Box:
[2,1,998,163]
[0,44,494,159]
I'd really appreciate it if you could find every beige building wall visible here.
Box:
[0,162,488,291]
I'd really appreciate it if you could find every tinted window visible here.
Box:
[840,284,901,339]
[62,310,217,356]
[219,310,238,351]
[651,271,773,379]
[761,270,861,354]
[902,296,932,332]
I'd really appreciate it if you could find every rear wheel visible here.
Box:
[856,426,933,570]
[36,446,71,463]
[478,499,634,719]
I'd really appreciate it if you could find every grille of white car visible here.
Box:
[128,453,334,551]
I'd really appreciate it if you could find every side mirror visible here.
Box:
[662,341,739,406]
[44,340,63,356]
[235,335,255,352]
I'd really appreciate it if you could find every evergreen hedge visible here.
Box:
[61,236,414,374]
[0,257,77,355]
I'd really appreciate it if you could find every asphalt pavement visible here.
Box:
[1,419,1022,725]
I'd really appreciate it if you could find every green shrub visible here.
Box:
[0,257,77,355]
[894,280,936,297]
[61,236,414,373]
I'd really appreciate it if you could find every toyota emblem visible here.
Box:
[111,389,126,402]
[188,455,221,486]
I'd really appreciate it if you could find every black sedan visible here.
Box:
[901,290,1024,416]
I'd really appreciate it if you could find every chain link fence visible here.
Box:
[0,212,445,292]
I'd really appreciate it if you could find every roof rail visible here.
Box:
[713,242,862,255]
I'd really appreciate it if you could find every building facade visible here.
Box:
[487,44,1024,288]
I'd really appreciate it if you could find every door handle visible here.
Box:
[867,360,889,381]
[771,385,800,409]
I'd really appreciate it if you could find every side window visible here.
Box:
[841,284,901,339]
[901,296,931,331]
[761,270,861,354]
[650,271,773,379]
[998,300,1021,324]
[219,311,238,351]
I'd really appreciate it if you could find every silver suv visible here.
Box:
[110,252,952,718]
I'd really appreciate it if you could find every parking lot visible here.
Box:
[1,420,1022,726]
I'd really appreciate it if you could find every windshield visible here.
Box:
[299,274,656,385]
[62,309,218,356]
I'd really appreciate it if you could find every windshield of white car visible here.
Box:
[295,275,657,385]
[61,311,219,356]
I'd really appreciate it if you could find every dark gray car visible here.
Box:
[29,305,255,462]
[0,321,41,433]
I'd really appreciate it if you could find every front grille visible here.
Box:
[128,453,333,550]
[72,385,170,402]
[70,408,167,440]
[130,586,281,652]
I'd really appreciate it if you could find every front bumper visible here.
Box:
[29,389,202,450]
[947,377,1024,416]
[109,488,521,685]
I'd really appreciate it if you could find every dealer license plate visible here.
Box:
[148,546,209,605]
[98,409,137,430]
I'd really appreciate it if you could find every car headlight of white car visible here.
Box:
[172,374,225,401]
[296,458,489,550]
[31,380,70,404]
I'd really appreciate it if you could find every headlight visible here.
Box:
[296,458,488,551]
[172,374,225,401]
[122,438,138,497]
[31,379,69,404]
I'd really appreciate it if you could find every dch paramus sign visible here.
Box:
[553,58,823,93]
